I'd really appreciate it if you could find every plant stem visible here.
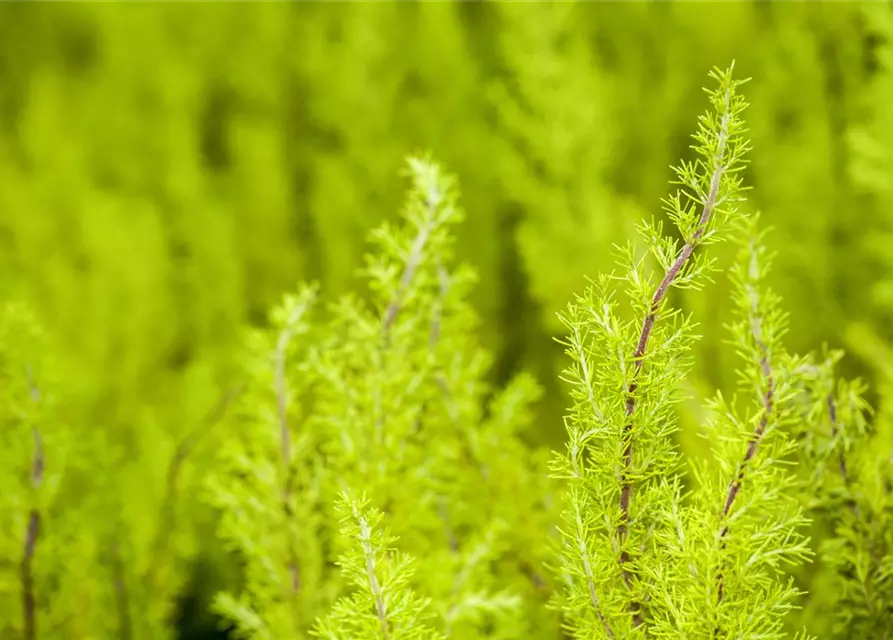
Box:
[21,370,43,640]
[827,394,851,485]
[358,513,389,639]
[21,452,41,640]
[620,88,732,624]
[382,190,440,335]
[717,275,775,604]
[574,502,615,638]
[275,299,313,598]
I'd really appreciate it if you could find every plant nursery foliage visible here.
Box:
[204,156,555,640]
[2,4,893,640]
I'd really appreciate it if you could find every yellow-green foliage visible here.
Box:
[1,3,893,639]
[204,158,555,640]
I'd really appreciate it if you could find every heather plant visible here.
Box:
[207,157,556,639]
[203,63,893,640]
[4,26,893,639]
[0,303,72,640]
[550,65,816,638]
[795,349,893,637]
[0,300,232,640]
[312,492,441,640]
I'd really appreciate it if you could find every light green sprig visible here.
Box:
[313,493,442,640]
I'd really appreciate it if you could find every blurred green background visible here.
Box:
[2,1,893,637]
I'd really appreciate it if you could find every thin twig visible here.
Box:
[381,190,440,335]
[358,514,390,639]
[575,504,616,638]
[374,196,440,467]
[716,276,775,605]
[21,367,43,640]
[21,440,41,640]
[619,88,732,624]
[274,299,314,598]
[827,393,862,520]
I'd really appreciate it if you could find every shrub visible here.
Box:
[2,62,892,640]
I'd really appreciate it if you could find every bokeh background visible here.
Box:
[2,1,893,637]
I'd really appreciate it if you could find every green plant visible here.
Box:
[196,63,893,640]
[550,64,817,638]
[313,492,441,640]
[4,44,893,640]
[207,156,556,640]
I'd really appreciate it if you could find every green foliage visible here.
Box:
[313,493,441,640]
[795,347,893,637]
[681,219,811,637]
[206,286,326,640]
[204,157,555,640]
[550,65,826,639]
[2,4,893,640]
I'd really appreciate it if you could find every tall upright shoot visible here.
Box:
[552,64,750,635]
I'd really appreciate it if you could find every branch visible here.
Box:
[381,190,441,335]
[619,87,732,618]
[574,503,615,638]
[21,435,41,640]
[274,298,314,598]
[358,513,390,639]
[574,326,605,424]
[716,280,775,604]
[826,393,863,521]
[826,394,851,485]
[21,369,44,640]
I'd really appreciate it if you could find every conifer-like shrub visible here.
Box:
[551,64,813,638]
[206,156,554,639]
[2,61,893,640]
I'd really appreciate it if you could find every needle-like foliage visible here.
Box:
[206,286,327,640]
[552,64,815,639]
[313,492,441,640]
[795,348,893,638]
[7,53,893,640]
[677,220,811,638]
[207,156,556,640]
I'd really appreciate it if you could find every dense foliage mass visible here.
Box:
[2,3,893,639]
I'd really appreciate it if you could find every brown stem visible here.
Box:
[21,509,40,640]
[826,393,863,522]
[22,370,44,640]
[716,283,774,605]
[619,90,732,623]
